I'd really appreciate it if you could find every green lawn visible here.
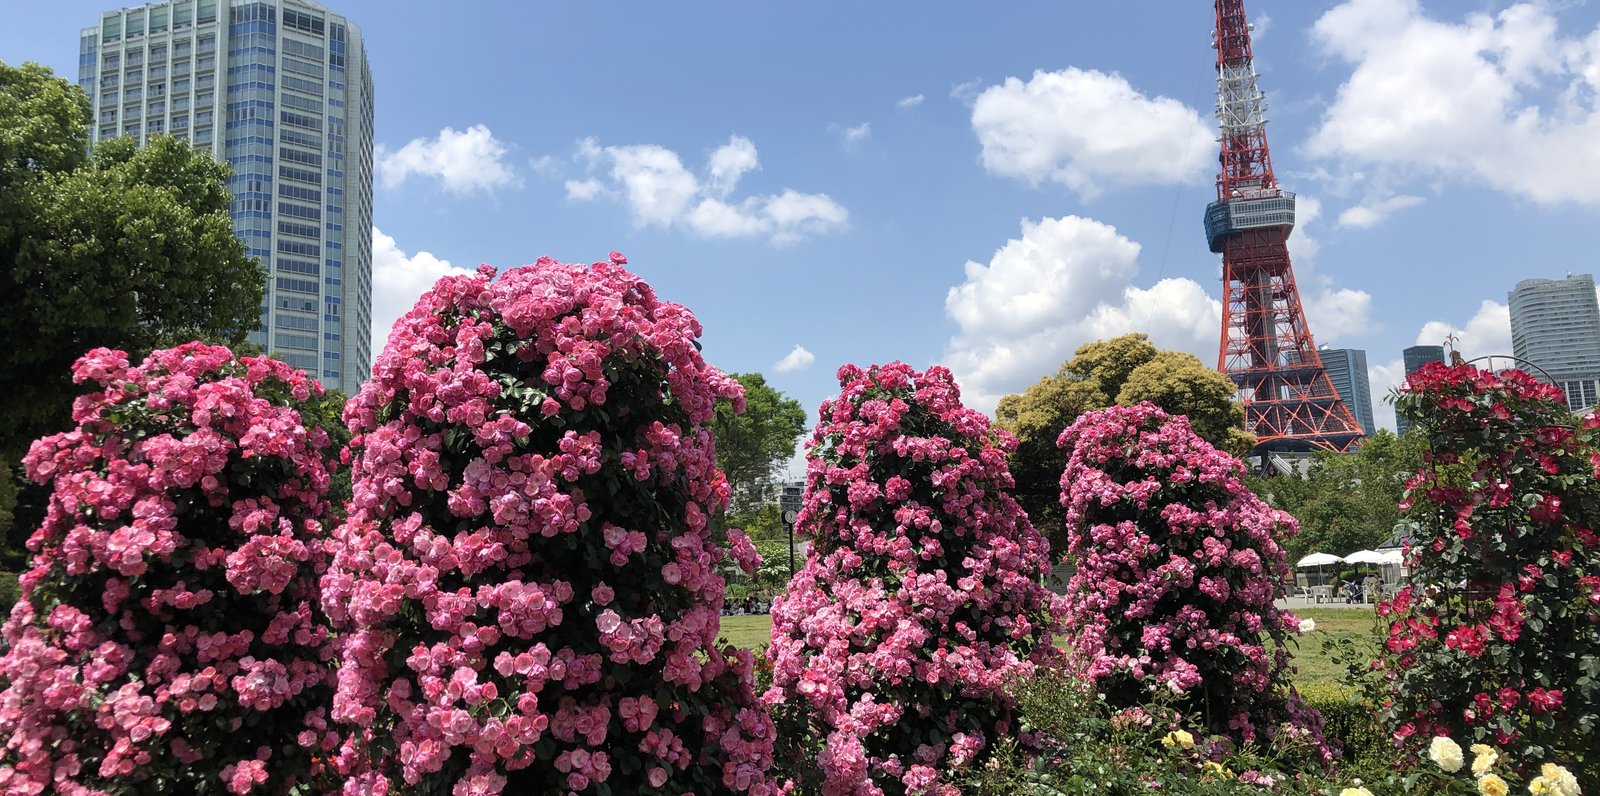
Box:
[718,614,774,651]
[717,606,1383,692]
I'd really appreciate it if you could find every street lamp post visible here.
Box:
[779,486,802,579]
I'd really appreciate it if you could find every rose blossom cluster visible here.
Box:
[1382,363,1600,781]
[322,254,778,794]
[0,343,339,795]
[1056,404,1327,763]
[764,362,1063,795]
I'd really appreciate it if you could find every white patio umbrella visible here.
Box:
[1296,552,1344,567]
[1342,550,1388,565]
[1295,552,1344,588]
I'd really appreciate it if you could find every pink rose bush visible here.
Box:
[1380,363,1600,781]
[323,255,778,794]
[1057,404,1326,763]
[765,362,1063,795]
[0,343,339,795]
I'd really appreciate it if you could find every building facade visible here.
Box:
[78,0,373,394]
[1397,345,1445,435]
[1318,347,1376,438]
[1509,274,1600,411]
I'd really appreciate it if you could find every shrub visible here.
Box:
[1380,362,1600,781]
[765,362,1062,795]
[1056,404,1327,764]
[1296,685,1386,764]
[322,255,777,794]
[0,343,339,795]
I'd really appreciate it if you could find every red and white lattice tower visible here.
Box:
[1206,0,1364,456]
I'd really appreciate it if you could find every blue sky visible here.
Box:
[9,0,1600,467]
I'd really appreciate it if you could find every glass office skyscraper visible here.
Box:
[78,0,373,393]
[1397,345,1445,435]
[1318,347,1376,438]
[1509,274,1600,411]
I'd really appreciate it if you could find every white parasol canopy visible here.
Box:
[1296,553,1344,567]
[1344,549,1403,565]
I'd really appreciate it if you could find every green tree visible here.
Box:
[712,371,807,516]
[1119,349,1254,453]
[1,61,265,563]
[995,334,1252,546]
[1251,428,1426,562]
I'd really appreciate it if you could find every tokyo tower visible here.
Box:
[1206,0,1365,456]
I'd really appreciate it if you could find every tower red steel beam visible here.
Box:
[1207,0,1365,456]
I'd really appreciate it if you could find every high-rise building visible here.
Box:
[1319,348,1376,438]
[1397,345,1445,435]
[78,0,374,394]
[1509,274,1600,411]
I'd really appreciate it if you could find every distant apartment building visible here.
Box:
[1509,274,1600,411]
[77,0,374,393]
[1397,345,1445,435]
[1319,347,1375,438]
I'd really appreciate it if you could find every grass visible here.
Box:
[716,606,1384,692]
[717,614,773,651]
[1288,607,1384,691]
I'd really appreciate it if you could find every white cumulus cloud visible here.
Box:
[897,94,925,108]
[773,345,816,374]
[1308,0,1600,206]
[1367,357,1408,432]
[565,178,605,201]
[606,144,700,227]
[943,215,1220,413]
[1416,300,1514,363]
[707,135,760,197]
[376,124,518,195]
[840,122,872,145]
[1305,286,1375,344]
[572,135,847,244]
[1337,194,1425,228]
[970,68,1213,199]
[370,228,472,356]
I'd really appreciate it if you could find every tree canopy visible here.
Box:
[995,333,1252,542]
[1248,428,1426,563]
[0,60,264,462]
[712,371,808,517]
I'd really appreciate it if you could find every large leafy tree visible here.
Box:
[996,334,1251,544]
[1,61,263,568]
[0,60,264,461]
[713,372,807,517]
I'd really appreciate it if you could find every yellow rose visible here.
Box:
[1470,743,1495,757]
[1529,777,1550,795]
[1340,788,1375,796]
[1201,761,1233,779]
[1477,773,1508,796]
[1429,736,1465,773]
[1472,748,1499,777]
[1160,729,1195,750]
[1538,764,1580,796]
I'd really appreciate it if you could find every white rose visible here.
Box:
[1428,736,1464,773]
[1299,618,1316,634]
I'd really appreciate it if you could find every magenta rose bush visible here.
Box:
[323,254,778,795]
[1380,363,1600,782]
[1056,404,1326,763]
[0,343,340,795]
[764,362,1063,795]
